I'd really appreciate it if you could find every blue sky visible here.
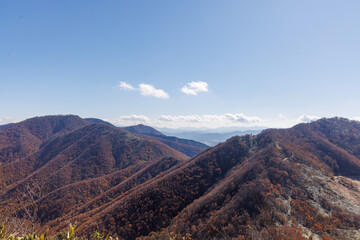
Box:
[1,1,360,128]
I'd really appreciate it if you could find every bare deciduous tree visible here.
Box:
[15,179,44,234]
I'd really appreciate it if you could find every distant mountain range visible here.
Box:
[0,119,260,148]
[0,115,359,239]
[163,129,262,146]
[124,124,209,157]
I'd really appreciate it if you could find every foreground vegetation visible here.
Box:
[0,224,119,240]
[0,224,193,240]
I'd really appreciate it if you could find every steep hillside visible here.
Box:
[75,118,360,240]
[124,124,209,157]
[0,116,188,234]
[1,117,360,240]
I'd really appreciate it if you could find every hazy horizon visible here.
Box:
[1,114,360,133]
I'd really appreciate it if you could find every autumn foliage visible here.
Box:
[1,116,360,239]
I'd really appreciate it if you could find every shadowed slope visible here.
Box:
[75,136,251,239]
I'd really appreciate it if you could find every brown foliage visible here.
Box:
[1,116,360,240]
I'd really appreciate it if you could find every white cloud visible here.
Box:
[181,81,208,95]
[158,115,174,122]
[106,113,330,129]
[117,82,169,99]
[105,115,150,126]
[139,84,169,99]
[158,113,262,128]
[119,115,150,122]
[224,113,261,123]
[107,113,263,128]
[159,115,202,122]
[118,81,135,90]
[298,114,320,123]
[261,114,322,128]
[0,117,18,125]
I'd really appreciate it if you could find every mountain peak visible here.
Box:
[15,115,90,140]
[124,124,165,136]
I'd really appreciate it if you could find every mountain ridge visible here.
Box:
[77,117,360,239]
[0,115,189,234]
[0,116,359,239]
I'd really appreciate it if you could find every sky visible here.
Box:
[1,1,360,129]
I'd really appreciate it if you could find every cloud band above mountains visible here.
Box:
[106,113,332,129]
[159,114,260,124]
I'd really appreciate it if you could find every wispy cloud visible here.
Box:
[262,114,322,128]
[352,117,360,121]
[107,113,262,128]
[139,84,169,99]
[223,113,261,123]
[118,81,135,91]
[0,117,18,125]
[159,115,202,122]
[157,113,262,128]
[117,82,169,99]
[105,115,150,126]
[298,114,320,123]
[181,81,208,95]
[119,115,150,122]
[106,113,332,129]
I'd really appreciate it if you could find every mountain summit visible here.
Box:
[124,124,165,136]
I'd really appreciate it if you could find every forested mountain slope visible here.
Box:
[1,117,360,240]
[0,115,188,234]
[79,118,360,240]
